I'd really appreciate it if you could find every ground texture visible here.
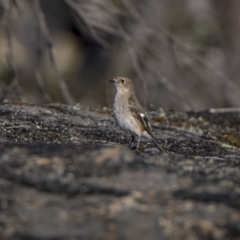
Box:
[0,103,240,240]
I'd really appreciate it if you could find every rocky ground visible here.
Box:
[0,103,240,240]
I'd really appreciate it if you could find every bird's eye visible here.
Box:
[121,79,125,83]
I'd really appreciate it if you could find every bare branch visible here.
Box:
[0,0,19,103]
[143,59,194,109]
[167,35,186,79]
[95,1,194,109]
[65,0,110,48]
[34,45,52,103]
[33,0,75,105]
[127,44,148,104]
[121,0,141,19]
[11,0,23,16]
[173,37,240,94]
[94,2,149,103]
[66,1,148,109]
[34,67,52,103]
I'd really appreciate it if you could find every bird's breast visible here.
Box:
[113,95,142,136]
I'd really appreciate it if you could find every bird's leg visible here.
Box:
[129,135,136,149]
[135,136,141,150]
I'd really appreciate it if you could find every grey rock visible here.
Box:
[0,103,240,239]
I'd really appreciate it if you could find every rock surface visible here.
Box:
[0,103,240,240]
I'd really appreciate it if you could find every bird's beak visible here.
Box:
[109,79,116,83]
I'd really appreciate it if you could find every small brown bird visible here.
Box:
[109,76,164,152]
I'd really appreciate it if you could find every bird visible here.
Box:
[109,76,164,152]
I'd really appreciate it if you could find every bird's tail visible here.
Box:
[148,131,164,153]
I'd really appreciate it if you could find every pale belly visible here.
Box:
[113,100,142,137]
[114,111,141,136]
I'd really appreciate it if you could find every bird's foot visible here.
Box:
[129,136,136,149]
[130,144,137,150]
[129,142,141,151]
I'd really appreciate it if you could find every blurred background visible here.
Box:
[0,0,240,110]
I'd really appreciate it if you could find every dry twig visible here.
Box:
[33,0,75,105]
[94,2,149,102]
[0,0,19,103]
[65,0,110,48]
[34,46,52,103]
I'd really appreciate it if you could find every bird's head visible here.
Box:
[109,76,135,94]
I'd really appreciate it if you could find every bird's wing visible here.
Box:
[128,95,152,132]
[129,106,164,152]
[128,106,152,132]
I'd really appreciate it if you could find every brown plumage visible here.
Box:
[109,76,164,152]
